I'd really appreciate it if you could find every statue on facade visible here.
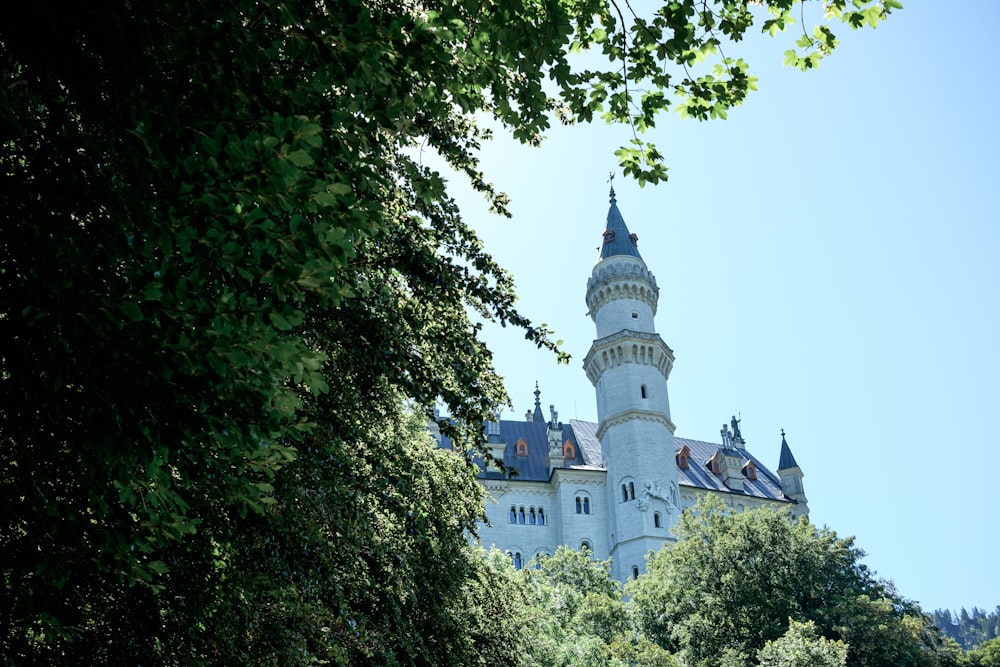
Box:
[731,415,742,441]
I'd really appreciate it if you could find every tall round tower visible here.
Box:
[583,187,680,581]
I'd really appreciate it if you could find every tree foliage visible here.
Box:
[2,0,897,662]
[629,499,953,667]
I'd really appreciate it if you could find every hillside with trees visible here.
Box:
[933,608,1000,652]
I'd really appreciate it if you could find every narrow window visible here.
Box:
[538,508,545,525]
[632,566,640,579]
[629,482,635,500]
[518,508,525,524]
[581,540,591,552]
[583,497,591,515]
[513,552,523,570]
[622,485,628,502]
[641,384,647,399]
[654,512,661,528]
[509,506,516,523]
[529,508,536,525]
[575,497,582,514]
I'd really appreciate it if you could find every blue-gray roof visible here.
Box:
[598,188,643,262]
[440,418,792,501]
[778,432,799,470]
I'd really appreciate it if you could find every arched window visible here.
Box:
[575,497,582,514]
[562,440,576,460]
[518,507,525,524]
[515,438,528,457]
[654,512,661,528]
[622,484,629,502]
[513,552,523,569]
[509,506,516,523]
[529,508,536,525]
[580,540,591,552]
[632,566,640,579]
[629,481,635,500]
[583,497,591,515]
[538,508,545,525]
[676,445,691,470]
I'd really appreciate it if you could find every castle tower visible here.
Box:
[583,187,679,580]
[777,430,809,519]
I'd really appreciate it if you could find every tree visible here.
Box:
[758,619,848,667]
[629,499,951,667]
[2,0,898,661]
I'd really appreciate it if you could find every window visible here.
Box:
[538,508,545,526]
[513,552,523,569]
[583,497,590,515]
[743,460,758,480]
[576,497,582,514]
[708,451,723,474]
[654,512,661,528]
[641,384,647,399]
[515,438,528,457]
[529,508,536,525]
[629,481,635,500]
[518,507,525,524]
[632,566,640,579]
[576,494,591,515]
[562,440,576,459]
[580,540,592,552]
[509,506,516,523]
[676,445,691,470]
[631,311,639,319]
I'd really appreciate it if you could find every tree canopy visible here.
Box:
[629,499,955,667]
[2,0,898,662]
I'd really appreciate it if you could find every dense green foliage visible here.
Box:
[962,637,1000,667]
[934,608,1000,651]
[629,499,955,667]
[2,0,898,663]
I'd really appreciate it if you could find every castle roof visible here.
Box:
[597,187,643,262]
[777,431,799,470]
[441,418,792,503]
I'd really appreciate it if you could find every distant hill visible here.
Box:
[932,607,1000,650]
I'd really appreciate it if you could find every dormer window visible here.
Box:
[562,440,576,460]
[676,445,691,470]
[708,451,724,475]
[515,438,528,457]
[602,230,616,242]
[629,233,638,246]
[742,460,758,481]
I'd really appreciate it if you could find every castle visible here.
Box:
[439,188,807,582]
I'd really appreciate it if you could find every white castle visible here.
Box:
[439,188,806,582]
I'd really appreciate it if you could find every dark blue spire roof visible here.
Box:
[598,186,643,262]
[777,430,799,470]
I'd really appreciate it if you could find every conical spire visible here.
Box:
[598,185,643,262]
[777,429,799,470]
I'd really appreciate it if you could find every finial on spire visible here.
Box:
[608,171,616,204]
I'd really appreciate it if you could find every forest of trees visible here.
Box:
[2,0,960,665]
[932,608,1000,652]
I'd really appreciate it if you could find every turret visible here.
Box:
[777,429,808,518]
[584,185,680,581]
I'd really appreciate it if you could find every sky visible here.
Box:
[436,2,1000,614]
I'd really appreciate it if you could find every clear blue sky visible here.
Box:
[440,2,999,614]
